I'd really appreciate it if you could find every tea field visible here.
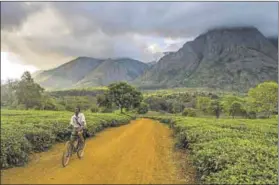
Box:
[1,109,135,169]
[1,109,278,184]
[144,115,278,184]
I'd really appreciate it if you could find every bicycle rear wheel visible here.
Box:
[62,141,71,167]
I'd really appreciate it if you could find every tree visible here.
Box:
[208,99,221,119]
[137,102,149,114]
[229,101,243,119]
[248,81,278,118]
[196,96,211,113]
[242,97,257,119]
[97,94,112,108]
[1,79,18,107]
[171,101,185,113]
[41,94,57,110]
[144,96,169,112]
[221,95,244,116]
[105,82,143,113]
[15,71,44,109]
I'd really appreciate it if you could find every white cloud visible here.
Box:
[147,44,162,54]
[19,6,70,38]
[1,52,38,80]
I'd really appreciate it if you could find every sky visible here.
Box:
[1,2,278,80]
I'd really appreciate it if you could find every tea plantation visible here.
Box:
[145,115,278,184]
[1,109,135,169]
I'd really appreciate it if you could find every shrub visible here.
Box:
[65,104,76,112]
[17,104,26,110]
[171,101,185,113]
[90,105,99,113]
[246,111,257,119]
[182,108,197,117]
[137,103,149,114]
[100,107,114,113]
[55,104,66,111]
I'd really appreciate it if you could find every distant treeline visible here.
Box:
[48,88,106,97]
[1,71,277,119]
[143,81,278,119]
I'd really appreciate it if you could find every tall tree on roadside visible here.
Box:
[248,81,278,118]
[15,71,44,109]
[105,82,143,113]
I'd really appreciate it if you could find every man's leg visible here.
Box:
[78,131,85,149]
[69,133,76,154]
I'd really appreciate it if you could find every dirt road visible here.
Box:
[1,119,195,184]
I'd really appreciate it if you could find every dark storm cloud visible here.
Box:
[1,2,278,69]
[1,2,44,30]
[45,2,279,37]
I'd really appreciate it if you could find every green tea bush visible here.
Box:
[24,129,56,152]
[1,129,32,168]
[145,115,278,184]
[1,110,135,169]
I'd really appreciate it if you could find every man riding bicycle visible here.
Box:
[69,107,87,150]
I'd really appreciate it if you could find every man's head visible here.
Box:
[75,107,81,115]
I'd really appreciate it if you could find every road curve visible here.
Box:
[1,118,195,184]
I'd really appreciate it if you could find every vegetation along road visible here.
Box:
[1,119,196,184]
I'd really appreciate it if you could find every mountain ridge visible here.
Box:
[34,27,278,92]
[34,57,149,90]
[136,27,278,92]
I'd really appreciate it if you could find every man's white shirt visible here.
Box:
[70,113,86,130]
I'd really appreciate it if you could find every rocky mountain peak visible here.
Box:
[137,27,278,92]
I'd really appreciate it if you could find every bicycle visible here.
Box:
[62,130,86,167]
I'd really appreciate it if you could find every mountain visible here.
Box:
[34,57,148,90]
[268,37,278,48]
[34,57,103,89]
[75,58,148,87]
[136,27,278,92]
[32,70,44,77]
[34,27,278,92]
[146,61,157,67]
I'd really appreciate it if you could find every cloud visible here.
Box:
[1,2,278,69]
[1,51,38,80]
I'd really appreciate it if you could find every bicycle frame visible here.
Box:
[62,130,85,167]
[70,137,83,154]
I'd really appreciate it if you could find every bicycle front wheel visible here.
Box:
[62,141,71,167]
[77,140,85,159]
